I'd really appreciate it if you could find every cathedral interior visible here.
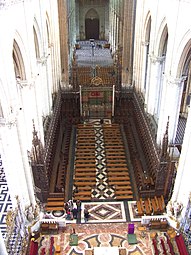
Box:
[0,0,191,254]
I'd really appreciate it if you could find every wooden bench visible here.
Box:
[47,197,64,201]
[115,185,132,190]
[109,176,130,181]
[104,142,123,145]
[106,160,127,164]
[108,172,129,176]
[109,181,131,185]
[107,167,129,171]
[144,199,151,215]
[105,150,125,153]
[157,195,165,212]
[46,201,64,207]
[106,155,126,159]
[115,190,133,195]
[45,207,64,211]
[40,222,59,233]
[75,163,96,167]
[136,201,144,216]
[75,176,95,181]
[116,195,133,200]
[75,160,96,164]
[75,157,96,161]
[77,186,92,191]
[75,153,95,156]
[74,191,92,196]
[105,145,124,149]
[76,145,95,149]
[74,181,96,186]
[74,197,91,201]
[75,167,96,173]
[151,198,159,214]
[75,172,96,177]
[107,163,127,167]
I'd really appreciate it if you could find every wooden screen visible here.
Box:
[80,86,114,119]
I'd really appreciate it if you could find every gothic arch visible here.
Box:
[143,12,151,42]
[33,18,42,59]
[176,34,191,116]
[85,8,99,20]
[12,39,26,80]
[46,12,51,48]
[85,8,99,39]
[157,21,168,57]
[143,12,151,91]
[154,21,168,121]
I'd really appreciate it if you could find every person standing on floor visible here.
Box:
[76,199,81,212]
[84,208,90,223]
[72,207,78,219]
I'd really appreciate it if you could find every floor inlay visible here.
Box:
[81,201,126,223]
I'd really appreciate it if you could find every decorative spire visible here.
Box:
[31,120,44,164]
[161,116,169,159]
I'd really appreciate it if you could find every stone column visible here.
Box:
[121,0,135,87]
[171,105,191,216]
[140,41,149,92]
[157,76,185,145]
[146,54,165,116]
[57,0,69,87]
[0,110,35,208]
[16,110,36,206]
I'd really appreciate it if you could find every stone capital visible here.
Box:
[141,41,149,46]
[0,115,17,128]
[166,75,187,88]
[149,54,165,64]
[16,78,34,89]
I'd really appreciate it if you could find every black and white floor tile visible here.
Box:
[81,201,126,224]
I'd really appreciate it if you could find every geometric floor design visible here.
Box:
[37,222,156,255]
[0,154,13,238]
[92,123,116,200]
[0,154,23,255]
[81,201,126,223]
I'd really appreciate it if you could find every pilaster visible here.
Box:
[171,106,191,209]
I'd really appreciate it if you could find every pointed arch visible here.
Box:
[143,12,151,91]
[157,19,168,57]
[46,12,51,48]
[12,39,26,80]
[177,37,191,116]
[33,18,42,59]
[85,8,99,40]
[154,21,168,120]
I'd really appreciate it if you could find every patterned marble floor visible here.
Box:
[37,221,183,255]
[0,153,13,238]
[38,222,153,255]
[81,201,126,224]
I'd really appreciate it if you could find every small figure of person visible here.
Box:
[66,209,73,220]
[84,208,90,223]
[72,207,78,219]
[68,199,74,211]
[100,118,104,125]
[76,199,82,212]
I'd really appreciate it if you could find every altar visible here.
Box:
[94,247,119,255]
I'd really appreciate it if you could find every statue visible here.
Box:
[26,204,34,222]
[34,203,40,219]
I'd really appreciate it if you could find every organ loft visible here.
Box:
[0,0,191,254]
